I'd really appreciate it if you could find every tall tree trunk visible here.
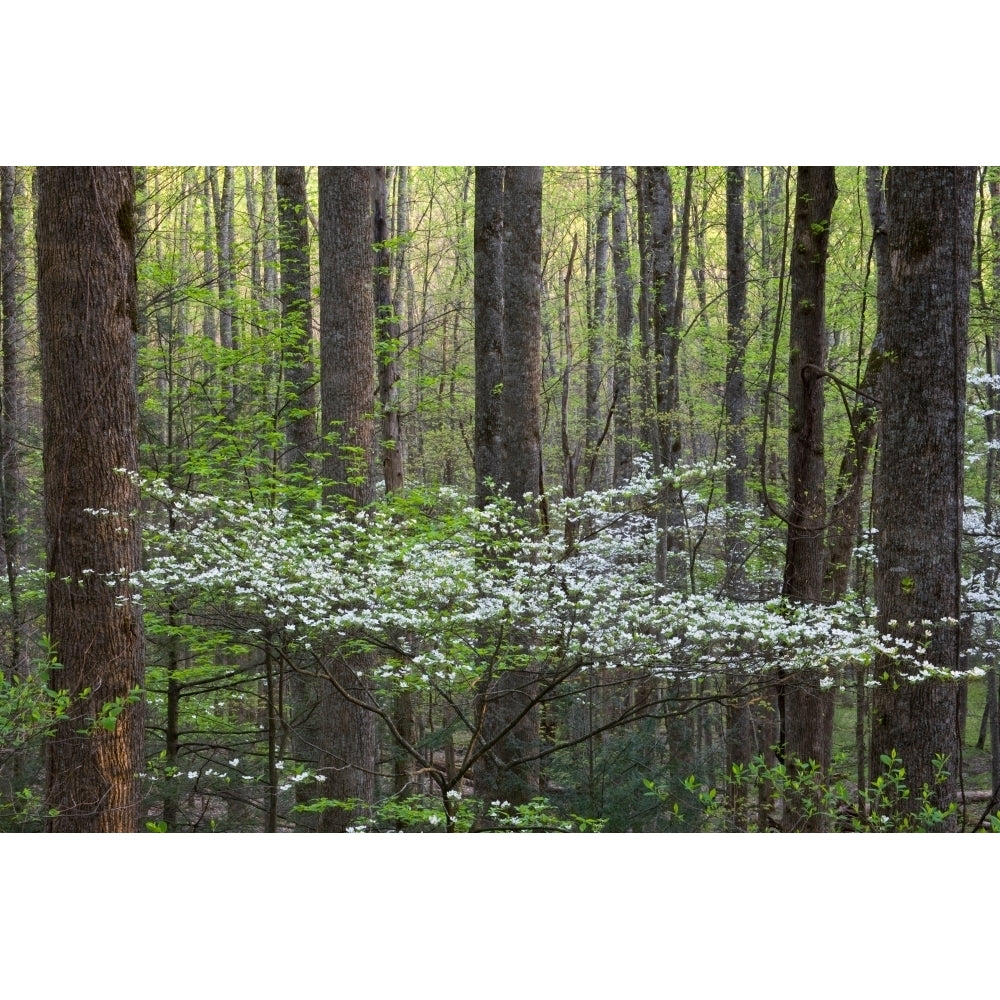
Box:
[474,166,506,505]
[276,166,317,489]
[375,166,405,495]
[375,166,413,799]
[473,166,544,809]
[610,166,634,485]
[583,166,611,491]
[276,166,320,828]
[317,166,379,830]
[723,166,752,819]
[823,167,888,602]
[780,166,837,828]
[869,166,976,826]
[0,165,29,678]
[37,166,145,832]
[501,166,544,512]
[724,166,750,592]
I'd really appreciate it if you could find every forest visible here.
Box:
[1,164,998,834]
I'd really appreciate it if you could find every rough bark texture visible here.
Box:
[723,167,751,814]
[0,166,29,679]
[610,166,634,485]
[317,166,379,830]
[275,165,317,487]
[473,166,544,809]
[276,166,321,828]
[780,167,837,828]
[37,166,145,832]
[474,166,506,505]
[375,166,405,495]
[501,166,544,510]
[319,167,378,506]
[583,167,610,490]
[724,165,749,586]
[869,166,976,824]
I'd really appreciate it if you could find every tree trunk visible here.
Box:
[823,167,888,602]
[723,166,752,819]
[610,166,634,485]
[375,166,405,495]
[473,166,545,809]
[780,166,837,828]
[317,166,379,830]
[869,166,976,826]
[276,166,317,490]
[501,166,544,511]
[583,166,611,491]
[474,166,506,505]
[37,166,145,833]
[724,165,750,592]
[0,165,29,679]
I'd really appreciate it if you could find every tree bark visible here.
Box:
[501,166,544,511]
[0,165,29,679]
[474,166,506,505]
[583,167,611,491]
[276,166,317,490]
[610,166,634,486]
[869,166,976,825]
[472,166,544,809]
[317,166,379,830]
[37,166,145,832]
[780,166,837,827]
[375,166,405,495]
[723,166,751,818]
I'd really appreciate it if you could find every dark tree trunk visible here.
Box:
[474,166,506,505]
[375,166,405,495]
[869,166,976,826]
[724,165,750,590]
[317,166,379,830]
[275,166,317,490]
[723,166,752,818]
[473,166,544,810]
[276,166,321,829]
[37,166,145,833]
[501,166,544,511]
[610,166,634,485]
[583,166,611,491]
[780,166,837,828]
[0,165,29,679]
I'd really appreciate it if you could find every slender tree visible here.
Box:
[723,166,752,816]
[779,168,838,829]
[275,165,317,489]
[474,166,506,504]
[37,166,145,832]
[610,166,634,485]
[0,166,29,678]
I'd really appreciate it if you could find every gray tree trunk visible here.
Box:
[869,166,976,826]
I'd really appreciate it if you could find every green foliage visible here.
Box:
[290,790,604,833]
[644,749,966,832]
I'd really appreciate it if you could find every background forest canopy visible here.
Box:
[2,164,1000,833]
